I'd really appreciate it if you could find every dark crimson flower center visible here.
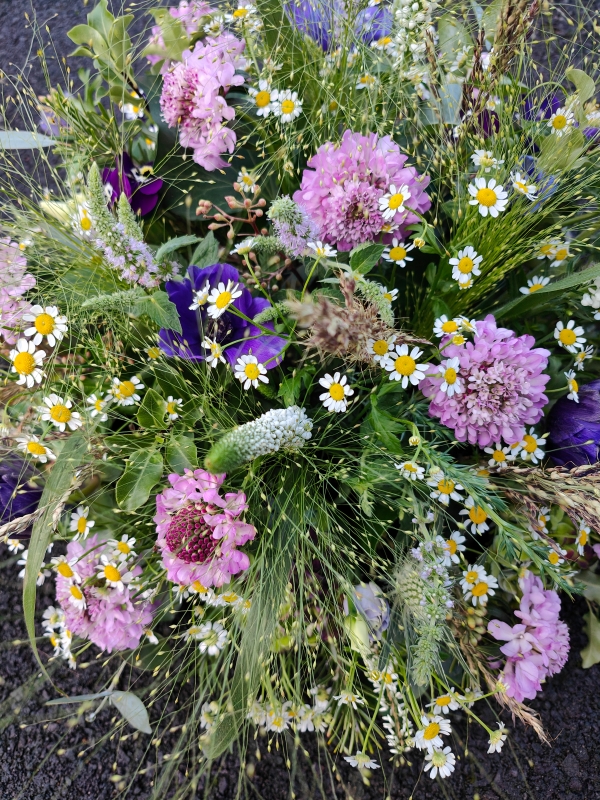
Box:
[165,504,218,564]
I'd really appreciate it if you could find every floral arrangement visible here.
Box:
[3,0,600,791]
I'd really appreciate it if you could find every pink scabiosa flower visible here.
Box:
[421,314,550,447]
[154,469,257,588]
[54,536,155,653]
[293,130,431,251]
[0,239,36,344]
[160,33,247,171]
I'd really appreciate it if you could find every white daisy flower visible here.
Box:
[366,335,396,364]
[236,167,259,193]
[548,106,575,137]
[414,715,452,751]
[384,344,427,388]
[519,275,550,294]
[166,396,183,420]
[528,506,550,540]
[382,238,414,267]
[50,555,81,583]
[371,33,395,52]
[343,752,380,770]
[202,337,226,368]
[441,531,466,566]
[574,345,594,370]
[428,471,464,505]
[536,240,559,260]
[234,355,269,390]
[197,621,228,656]
[108,375,144,406]
[183,624,206,642]
[468,177,508,217]
[271,89,303,123]
[308,241,337,258]
[437,357,464,397]
[380,285,399,303]
[334,690,364,709]
[71,203,94,238]
[450,246,483,285]
[355,73,377,90]
[457,317,478,334]
[487,723,508,754]
[231,237,257,256]
[470,150,503,172]
[108,534,137,562]
[429,690,460,715]
[22,305,68,347]
[549,242,571,267]
[145,629,158,645]
[318,372,354,412]
[207,280,243,319]
[87,393,108,421]
[459,497,490,535]
[463,572,498,606]
[433,316,461,338]
[511,171,537,200]
[15,435,56,464]
[395,461,425,481]
[548,545,567,566]
[565,370,579,402]
[69,506,95,540]
[96,556,134,592]
[9,338,45,387]
[39,394,82,432]
[6,538,25,554]
[379,184,411,220]
[122,91,144,119]
[483,442,515,470]
[516,428,546,464]
[576,522,590,555]
[554,320,586,353]
[66,583,86,611]
[225,1,256,24]
[189,281,211,310]
[424,746,456,779]
[248,79,273,117]
[266,706,291,733]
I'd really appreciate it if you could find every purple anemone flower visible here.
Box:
[0,457,43,526]
[159,263,286,369]
[285,0,392,51]
[102,152,163,216]
[547,379,600,466]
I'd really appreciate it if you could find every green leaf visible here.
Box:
[166,434,198,472]
[46,691,113,705]
[155,235,203,262]
[495,262,600,321]
[566,67,596,103]
[581,611,600,668]
[67,24,108,54]
[437,14,472,62]
[116,449,163,512]
[24,431,89,677]
[137,388,167,429]
[133,291,182,334]
[0,131,55,149]
[480,0,504,39]
[536,127,586,173]
[576,570,600,603]
[190,232,220,268]
[349,243,386,275]
[152,362,191,401]
[368,397,404,454]
[110,691,152,734]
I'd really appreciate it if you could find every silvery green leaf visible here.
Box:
[110,691,152,733]
[0,131,55,149]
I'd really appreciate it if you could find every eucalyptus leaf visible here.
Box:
[155,235,203,262]
[133,291,182,334]
[46,691,113,706]
[566,67,596,103]
[116,449,163,512]
[0,131,55,149]
[110,691,152,734]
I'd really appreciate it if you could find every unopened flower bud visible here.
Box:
[409,435,421,446]
[413,237,426,248]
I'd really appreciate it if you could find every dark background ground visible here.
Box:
[2,1,600,798]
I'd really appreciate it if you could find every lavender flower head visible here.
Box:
[159,262,286,368]
[421,315,550,447]
[267,196,318,258]
[547,378,600,466]
[102,152,163,217]
[488,571,569,703]
[293,130,431,250]
[160,33,247,171]
[0,239,36,344]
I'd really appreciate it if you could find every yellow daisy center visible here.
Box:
[423,722,440,740]
[479,155,494,167]
[57,562,74,578]
[255,90,271,108]
[77,516,88,534]
[388,245,407,261]
[34,313,55,334]
[222,592,239,603]
[147,346,161,359]
[70,585,84,600]
[436,695,452,707]
[167,401,178,414]
[522,434,538,453]
[548,551,560,565]
[452,334,466,345]
[441,320,458,333]
[569,378,579,393]
[515,181,528,193]
[50,404,71,423]
[27,441,46,456]
[94,399,104,412]
[492,449,506,462]
[394,355,416,376]
[117,541,131,554]
[476,187,497,207]
[388,193,405,210]
[281,99,296,115]
[383,292,393,301]
[104,564,121,583]
[445,539,457,555]
[215,291,232,309]
[437,479,455,495]
[471,581,489,597]
[554,248,568,261]
[13,352,35,375]
[377,36,392,46]
[558,329,577,346]
[552,114,567,130]
[539,244,554,256]
[372,339,389,356]
[529,282,544,292]
[233,7,249,17]
[469,506,487,524]
[80,212,92,231]
[118,380,136,398]
[328,383,345,401]
[192,581,208,593]
[244,363,260,380]
[457,256,474,274]
[579,529,588,546]
[444,367,457,385]
[465,570,479,584]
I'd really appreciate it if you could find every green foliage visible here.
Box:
[137,388,168,429]
[349,243,386,275]
[166,434,199,471]
[116,449,163,511]
[190,231,220,267]
[133,291,182,334]
[581,611,600,668]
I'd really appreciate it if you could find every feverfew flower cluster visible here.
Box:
[0,239,36,345]
[160,33,247,170]
[488,571,570,702]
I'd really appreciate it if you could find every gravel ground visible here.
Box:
[2,1,600,799]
